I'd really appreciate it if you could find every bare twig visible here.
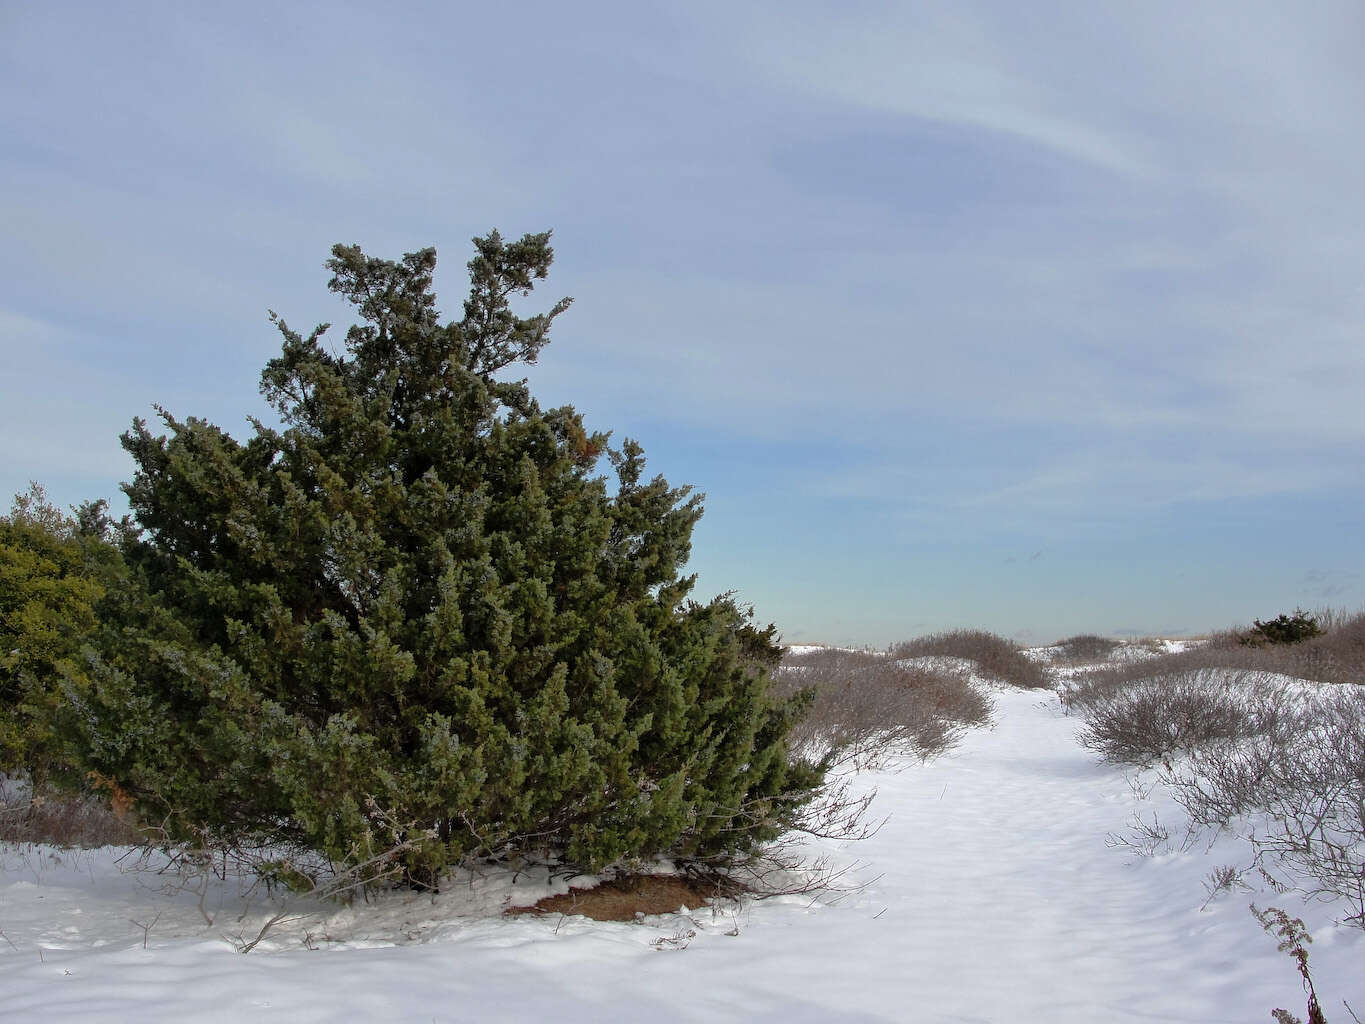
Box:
[128,911,162,950]
[233,907,294,954]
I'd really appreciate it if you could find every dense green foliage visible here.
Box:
[1243,610,1323,647]
[72,232,821,882]
[0,485,117,782]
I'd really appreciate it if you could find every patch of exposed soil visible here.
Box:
[504,873,742,922]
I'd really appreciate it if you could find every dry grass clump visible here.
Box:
[504,872,742,922]
[0,779,142,848]
[771,646,992,768]
[891,629,1050,689]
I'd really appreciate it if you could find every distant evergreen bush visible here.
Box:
[1242,610,1323,647]
[69,232,822,884]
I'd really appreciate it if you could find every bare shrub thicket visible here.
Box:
[1052,634,1121,663]
[1165,689,1365,928]
[1075,669,1288,766]
[890,629,1050,689]
[1066,607,1365,928]
[1062,613,1365,715]
[1197,611,1364,684]
[771,647,992,768]
[0,777,142,848]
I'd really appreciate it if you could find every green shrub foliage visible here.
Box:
[72,232,822,881]
[1243,610,1324,647]
[0,485,118,782]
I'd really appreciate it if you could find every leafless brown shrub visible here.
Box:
[1062,651,1215,712]
[1199,625,1252,651]
[0,777,142,848]
[1063,614,1365,714]
[890,629,1051,689]
[1165,689,1365,927]
[1294,611,1365,682]
[1177,610,1365,683]
[1056,607,1365,927]
[772,646,992,768]
[1053,634,1122,663]
[1075,669,1286,765]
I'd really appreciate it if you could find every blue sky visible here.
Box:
[3,1,1363,645]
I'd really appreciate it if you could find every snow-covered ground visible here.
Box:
[3,684,1361,1022]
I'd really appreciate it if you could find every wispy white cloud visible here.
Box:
[4,0,1364,639]
[727,3,1160,180]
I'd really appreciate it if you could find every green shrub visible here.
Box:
[0,485,119,784]
[70,233,822,884]
[1242,610,1323,647]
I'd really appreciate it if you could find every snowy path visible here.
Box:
[3,688,1361,1022]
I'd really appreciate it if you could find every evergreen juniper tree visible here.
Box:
[70,231,822,884]
[1,484,119,784]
